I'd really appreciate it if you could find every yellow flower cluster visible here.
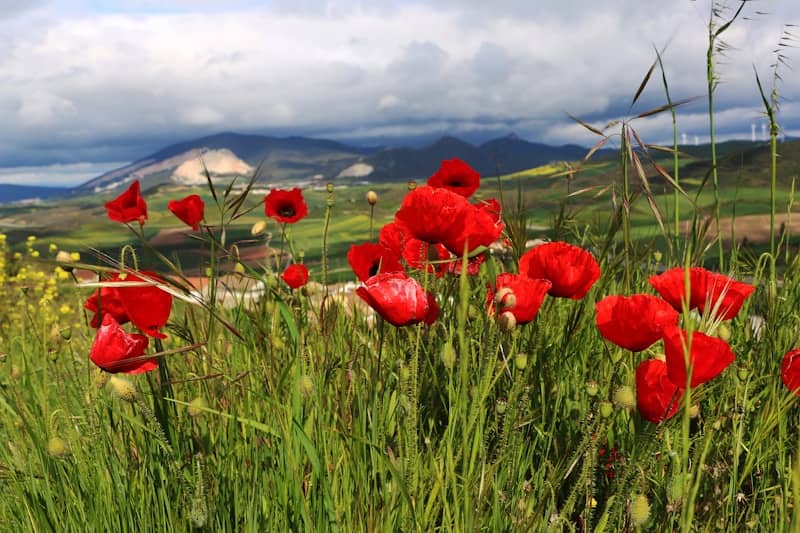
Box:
[0,233,79,337]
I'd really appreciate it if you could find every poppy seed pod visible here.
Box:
[613,386,636,410]
[188,397,208,417]
[47,436,70,458]
[366,190,378,205]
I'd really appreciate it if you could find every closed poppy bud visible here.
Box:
[662,326,735,387]
[168,194,205,230]
[595,294,679,352]
[366,190,378,205]
[281,264,309,289]
[105,180,147,225]
[498,311,516,332]
[519,242,600,299]
[264,188,308,224]
[599,401,614,418]
[251,220,268,236]
[441,341,456,370]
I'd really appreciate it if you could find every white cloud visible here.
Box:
[0,0,796,176]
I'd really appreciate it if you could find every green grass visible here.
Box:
[3,9,800,528]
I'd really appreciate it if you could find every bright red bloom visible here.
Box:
[378,222,406,255]
[476,197,502,224]
[595,294,679,351]
[168,194,205,230]
[487,273,552,324]
[519,242,600,299]
[444,204,504,257]
[402,239,451,277]
[281,264,309,289]
[427,158,481,198]
[782,348,800,395]
[648,267,706,311]
[700,272,755,320]
[649,267,754,320]
[347,243,404,282]
[445,252,486,276]
[355,272,439,327]
[394,186,470,246]
[264,188,308,224]
[105,180,147,225]
[89,314,154,374]
[85,285,129,328]
[636,358,683,423]
[114,271,173,339]
[662,326,735,387]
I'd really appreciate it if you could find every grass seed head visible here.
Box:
[108,376,138,402]
[630,494,650,526]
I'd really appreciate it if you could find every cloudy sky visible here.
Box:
[1,0,798,185]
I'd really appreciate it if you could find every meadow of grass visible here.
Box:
[2,4,800,531]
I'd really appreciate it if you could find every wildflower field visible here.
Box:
[3,7,800,533]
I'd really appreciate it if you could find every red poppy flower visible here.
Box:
[519,242,600,299]
[648,267,704,312]
[281,263,309,289]
[476,197,502,224]
[662,326,735,387]
[89,314,154,374]
[394,186,471,247]
[487,273,552,324]
[264,188,308,224]
[85,285,129,328]
[445,252,486,276]
[782,348,800,395]
[114,271,173,339]
[402,239,451,277]
[700,272,755,320]
[595,294,679,351]
[105,180,147,225]
[636,358,683,423]
[347,243,404,282]
[355,272,439,327]
[168,194,205,230]
[443,204,504,257]
[378,222,407,255]
[427,158,481,198]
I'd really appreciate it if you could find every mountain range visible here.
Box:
[0,132,593,202]
[1,131,792,203]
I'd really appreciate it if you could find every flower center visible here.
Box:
[279,204,296,217]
